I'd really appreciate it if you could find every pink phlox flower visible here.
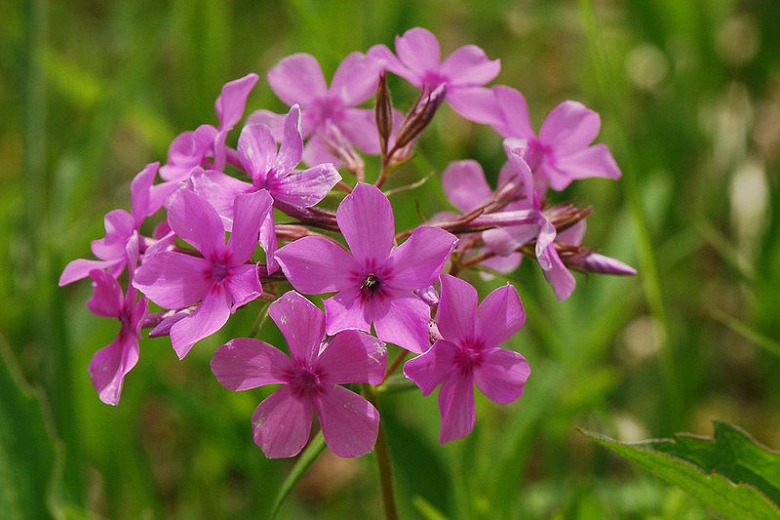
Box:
[275,182,458,353]
[404,274,530,443]
[150,74,259,211]
[133,188,272,359]
[210,290,387,458]
[59,162,158,286]
[369,27,502,125]
[86,269,148,406]
[191,105,342,272]
[492,85,621,192]
[248,52,383,167]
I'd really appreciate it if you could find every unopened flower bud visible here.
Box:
[375,72,393,157]
[392,83,447,153]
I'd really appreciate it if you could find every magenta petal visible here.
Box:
[557,219,586,246]
[268,53,328,106]
[395,28,441,79]
[166,189,224,258]
[323,291,371,336]
[246,109,286,140]
[337,183,395,265]
[372,293,431,353]
[442,160,493,212]
[238,124,276,183]
[131,162,158,226]
[535,219,557,270]
[474,348,530,404]
[273,105,304,176]
[553,144,621,185]
[403,339,458,395]
[252,386,313,458]
[480,252,522,275]
[86,270,123,317]
[228,190,272,264]
[440,45,500,87]
[215,73,259,130]
[436,274,478,345]
[133,251,210,309]
[91,209,134,259]
[314,385,379,458]
[446,87,502,126]
[169,288,231,359]
[543,247,576,301]
[88,335,139,406]
[259,210,278,274]
[211,338,292,390]
[225,263,263,310]
[476,284,525,348]
[276,236,356,294]
[538,101,600,154]
[269,163,341,208]
[59,258,116,286]
[388,226,457,290]
[316,330,386,385]
[492,85,534,139]
[339,108,381,154]
[438,374,476,444]
[268,291,326,362]
[330,52,383,106]
[190,168,252,231]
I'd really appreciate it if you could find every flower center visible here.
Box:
[361,273,381,292]
[454,342,484,376]
[209,256,231,284]
[289,365,323,398]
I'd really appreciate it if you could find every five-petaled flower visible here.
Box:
[210,290,387,458]
[404,274,531,443]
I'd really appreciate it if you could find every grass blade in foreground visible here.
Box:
[583,421,780,520]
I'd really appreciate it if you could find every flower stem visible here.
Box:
[363,384,399,520]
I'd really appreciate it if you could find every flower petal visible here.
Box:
[237,124,276,183]
[337,183,395,265]
[395,27,441,81]
[59,258,118,286]
[436,274,478,346]
[269,163,341,208]
[86,269,123,318]
[276,236,356,294]
[474,348,530,404]
[492,85,534,139]
[273,105,304,176]
[226,263,263,310]
[542,246,577,301]
[170,288,231,359]
[166,189,224,258]
[252,386,313,458]
[315,385,379,458]
[551,143,621,189]
[446,87,502,126]
[438,373,476,444]
[88,334,140,406]
[330,52,383,106]
[338,108,381,154]
[133,251,210,309]
[215,73,259,130]
[440,45,500,87]
[388,226,457,290]
[268,291,326,363]
[323,291,371,336]
[476,284,525,348]
[268,53,328,107]
[211,337,292,390]
[228,189,273,264]
[538,100,600,155]
[190,168,252,231]
[403,339,458,395]
[131,162,159,226]
[316,330,386,385]
[442,160,493,212]
[371,293,431,353]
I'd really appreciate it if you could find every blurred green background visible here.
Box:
[2,0,779,518]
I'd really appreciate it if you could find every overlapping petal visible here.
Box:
[371,293,431,353]
[133,252,211,309]
[442,160,493,213]
[473,348,530,404]
[166,189,224,258]
[169,288,231,359]
[336,183,395,264]
[314,385,379,458]
[436,274,478,345]
[252,386,314,458]
[476,284,525,347]
[276,236,357,294]
[437,375,476,444]
[211,338,292,391]
[403,339,458,395]
[268,291,326,363]
[316,330,386,385]
[268,53,328,106]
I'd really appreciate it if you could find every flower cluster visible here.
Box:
[61,27,634,458]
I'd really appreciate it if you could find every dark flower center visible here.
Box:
[361,273,381,293]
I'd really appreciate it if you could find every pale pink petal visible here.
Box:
[446,87,502,126]
[367,44,406,78]
[339,108,381,154]
[538,101,600,154]
[166,189,224,258]
[88,334,139,406]
[314,385,379,458]
[237,124,276,184]
[245,109,286,140]
[215,73,259,130]
[479,252,522,275]
[252,386,313,458]
[395,28,441,81]
[268,291,326,362]
[86,270,123,317]
[476,284,525,348]
[133,251,210,309]
[269,163,341,208]
[438,374,476,443]
[273,105,304,176]
[259,210,278,273]
[372,293,431,353]
[543,247,576,301]
[337,183,395,265]
[59,258,118,286]
[276,236,357,294]
[388,226,457,290]
[552,144,621,188]
[131,162,159,226]
[228,190,273,264]
[91,210,134,259]
[535,219,557,270]
[557,219,586,245]
[190,168,253,231]
[268,53,328,106]
[330,52,383,106]
[440,45,500,87]
[170,288,232,359]
[442,160,493,212]
[210,337,292,390]
[301,134,341,168]
[492,85,535,139]
[436,274,478,345]
[316,330,386,385]
[482,223,537,256]
[225,263,263,309]
[474,348,530,404]
[324,291,371,336]
[403,339,458,395]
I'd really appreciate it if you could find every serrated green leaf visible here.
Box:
[583,422,780,520]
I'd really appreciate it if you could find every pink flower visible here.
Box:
[210,291,387,458]
[276,183,458,353]
[59,162,158,285]
[492,85,621,192]
[133,188,272,359]
[404,274,530,443]
[249,52,383,166]
[85,269,148,406]
[369,27,502,125]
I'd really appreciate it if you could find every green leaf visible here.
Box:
[583,421,780,519]
[0,338,63,520]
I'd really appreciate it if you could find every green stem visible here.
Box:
[363,385,399,520]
